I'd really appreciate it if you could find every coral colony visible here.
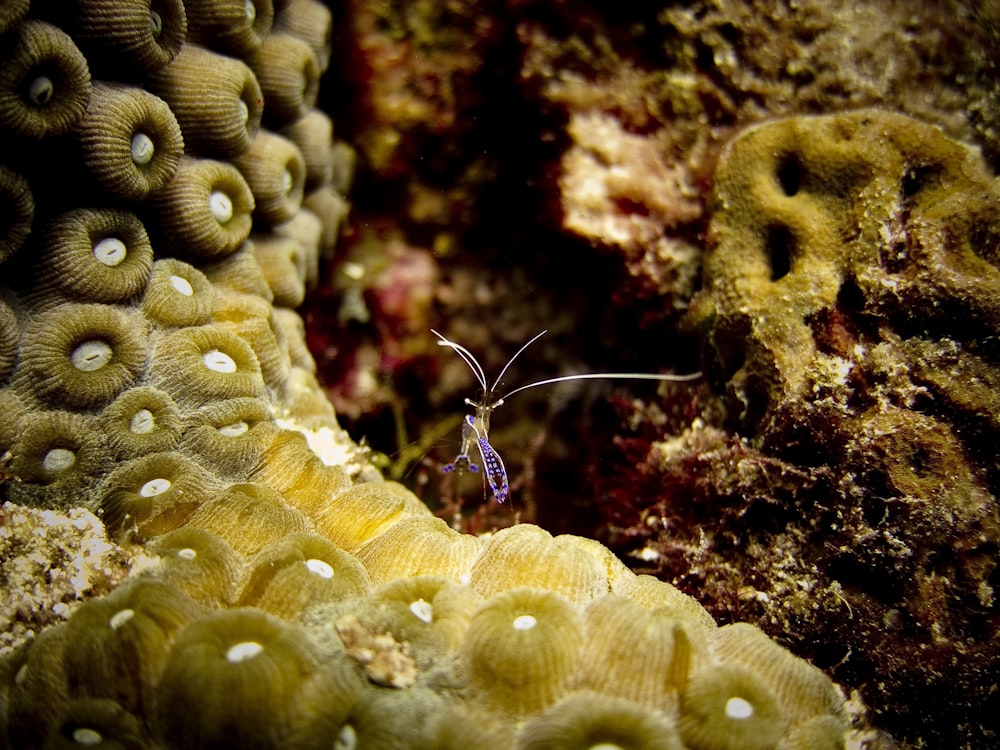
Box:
[0,1,997,748]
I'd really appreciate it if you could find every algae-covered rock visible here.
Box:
[692,109,1000,433]
[612,109,1000,747]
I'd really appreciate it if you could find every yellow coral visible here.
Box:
[462,586,584,716]
[468,524,609,606]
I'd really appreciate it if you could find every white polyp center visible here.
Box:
[149,9,163,39]
[169,274,194,296]
[177,547,197,560]
[590,745,627,750]
[131,132,155,166]
[72,728,103,746]
[130,409,156,434]
[512,614,537,631]
[281,168,294,196]
[139,478,171,497]
[218,421,249,437]
[245,0,257,24]
[92,237,127,267]
[409,599,433,624]
[238,98,250,126]
[725,696,755,720]
[306,558,335,579]
[227,641,263,663]
[71,340,113,372]
[333,724,357,750]
[203,349,237,373]
[28,76,54,106]
[209,191,234,223]
[109,608,135,630]
[43,448,76,473]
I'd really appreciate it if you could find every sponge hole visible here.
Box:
[901,163,936,199]
[776,152,803,196]
[766,224,795,281]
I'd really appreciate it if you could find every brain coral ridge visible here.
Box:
[0,3,852,748]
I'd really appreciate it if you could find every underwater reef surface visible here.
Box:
[309,1,998,747]
[0,1,873,749]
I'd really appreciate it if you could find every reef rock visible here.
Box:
[604,109,1000,748]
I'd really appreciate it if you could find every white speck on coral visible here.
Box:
[72,341,113,372]
[93,237,127,267]
[130,409,156,434]
[333,725,357,750]
[72,728,103,745]
[209,191,234,223]
[227,641,264,663]
[42,448,76,473]
[28,76,53,105]
[169,275,194,296]
[218,421,250,437]
[149,9,162,38]
[130,132,154,165]
[409,599,433,623]
[140,478,171,497]
[203,349,237,373]
[725,696,754,720]
[109,608,135,630]
[178,548,197,560]
[306,558,335,579]
[512,615,537,631]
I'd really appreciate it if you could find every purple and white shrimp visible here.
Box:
[432,329,699,504]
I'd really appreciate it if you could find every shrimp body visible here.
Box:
[432,328,699,504]
[466,413,509,504]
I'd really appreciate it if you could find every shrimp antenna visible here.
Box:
[431,329,487,391]
[490,329,547,393]
[499,370,701,401]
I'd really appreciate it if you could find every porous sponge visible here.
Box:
[0,4,850,749]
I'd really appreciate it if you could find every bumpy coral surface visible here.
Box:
[604,109,1000,748]
[0,2,854,750]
